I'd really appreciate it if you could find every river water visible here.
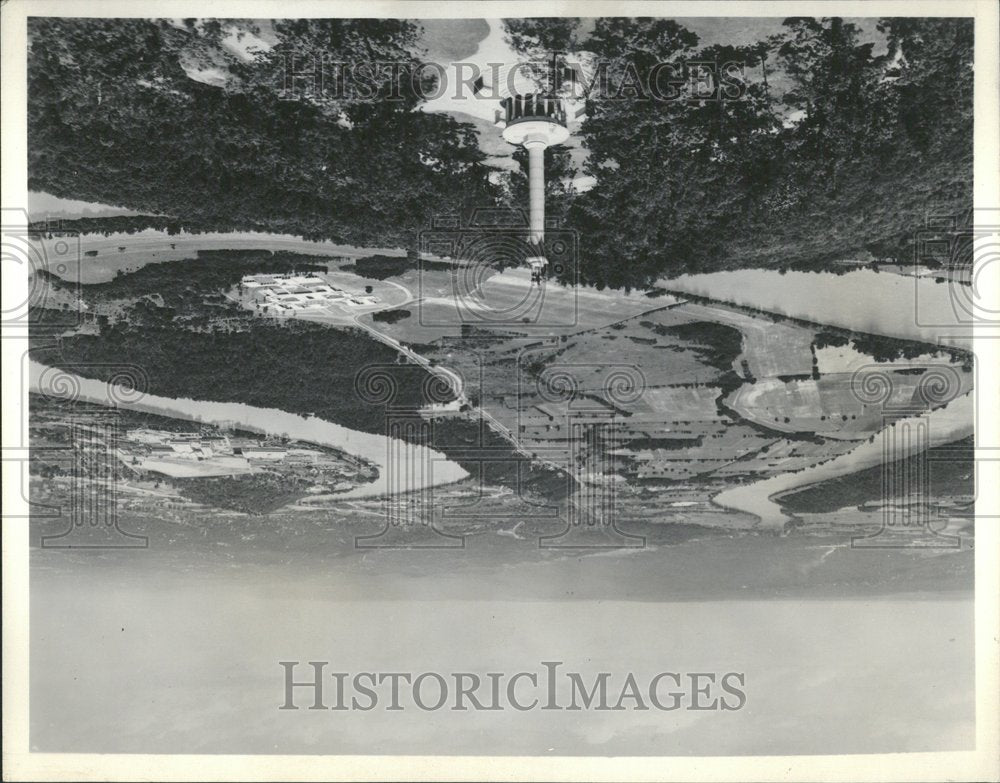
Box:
[33,228,419,284]
[28,576,973,755]
[666,268,973,347]
[28,360,468,499]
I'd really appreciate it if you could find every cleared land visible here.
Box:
[726,369,974,440]
[360,267,680,344]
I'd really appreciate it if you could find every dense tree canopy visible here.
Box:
[29,17,973,287]
[28,18,497,248]
[502,16,973,288]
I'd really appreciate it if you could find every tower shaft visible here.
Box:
[526,142,546,245]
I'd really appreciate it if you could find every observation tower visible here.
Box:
[495,92,569,283]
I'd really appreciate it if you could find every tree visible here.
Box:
[503,18,583,55]
[562,19,784,287]
[28,18,500,249]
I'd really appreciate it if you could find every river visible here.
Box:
[665,268,973,348]
[33,228,422,284]
[28,360,469,499]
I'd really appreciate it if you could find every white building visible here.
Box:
[242,272,376,313]
[239,447,287,461]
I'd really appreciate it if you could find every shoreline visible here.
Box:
[710,391,974,529]
[28,360,470,500]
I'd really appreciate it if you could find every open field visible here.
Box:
[713,392,974,529]
[711,437,859,478]
[665,301,816,379]
[356,267,686,346]
[547,323,726,387]
[412,272,974,494]
[726,368,974,439]
[357,301,464,344]
[629,386,723,420]
[814,343,959,374]
[364,267,680,341]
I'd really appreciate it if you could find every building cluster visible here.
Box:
[117,429,296,478]
[125,430,294,461]
[116,428,379,485]
[240,273,377,314]
[127,430,237,460]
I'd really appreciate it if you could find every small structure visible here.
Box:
[237,446,287,461]
[241,272,378,314]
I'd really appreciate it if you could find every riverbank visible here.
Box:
[28,361,469,500]
[663,268,973,348]
[32,228,435,284]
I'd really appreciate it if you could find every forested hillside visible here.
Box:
[28,17,973,288]
[506,17,973,288]
[28,19,497,247]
